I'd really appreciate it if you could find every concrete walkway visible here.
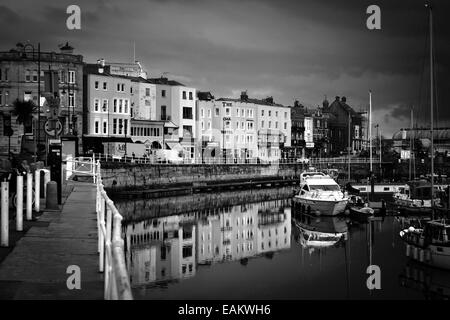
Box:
[0,182,103,299]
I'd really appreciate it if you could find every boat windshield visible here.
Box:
[309,185,341,191]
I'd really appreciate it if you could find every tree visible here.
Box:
[12,99,37,125]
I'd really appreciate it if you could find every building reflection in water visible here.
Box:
[123,199,291,287]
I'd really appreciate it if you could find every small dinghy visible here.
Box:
[349,203,374,221]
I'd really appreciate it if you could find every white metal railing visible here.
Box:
[93,159,133,300]
[91,153,381,165]
[65,155,96,180]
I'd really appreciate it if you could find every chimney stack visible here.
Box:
[240,91,248,101]
[265,96,274,104]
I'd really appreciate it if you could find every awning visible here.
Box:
[164,121,179,128]
[166,142,184,151]
[83,135,133,143]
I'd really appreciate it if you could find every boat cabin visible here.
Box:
[423,220,450,245]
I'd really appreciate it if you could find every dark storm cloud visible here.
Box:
[0,0,449,136]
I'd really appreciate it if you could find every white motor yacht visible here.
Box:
[293,170,348,216]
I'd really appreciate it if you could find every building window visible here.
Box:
[32,70,38,82]
[102,99,108,112]
[94,120,99,134]
[275,111,278,117]
[189,92,193,100]
[161,106,167,120]
[103,82,107,90]
[161,90,166,97]
[68,70,75,84]
[58,70,65,83]
[25,70,31,82]
[103,121,107,134]
[119,99,123,113]
[124,100,129,114]
[118,119,123,135]
[284,122,287,130]
[201,121,204,130]
[182,91,187,99]
[183,125,193,137]
[269,121,272,128]
[182,246,193,258]
[145,88,150,96]
[68,93,75,108]
[182,107,193,119]
[113,99,117,113]
[261,110,264,117]
[241,109,245,117]
[236,108,240,117]
[207,109,211,118]
[94,81,99,89]
[200,108,204,118]
[113,119,117,134]
[284,112,287,119]
[225,121,230,129]
[261,120,264,128]
[215,108,219,116]
[94,99,100,112]
[207,122,211,130]
[275,121,278,129]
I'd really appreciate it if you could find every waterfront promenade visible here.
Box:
[0,181,103,299]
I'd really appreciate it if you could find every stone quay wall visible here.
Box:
[100,162,304,192]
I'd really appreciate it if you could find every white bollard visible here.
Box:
[43,170,50,201]
[66,156,73,181]
[1,181,9,247]
[26,172,33,221]
[16,175,23,231]
[34,170,40,213]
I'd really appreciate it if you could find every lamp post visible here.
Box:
[23,42,41,163]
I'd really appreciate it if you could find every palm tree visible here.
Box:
[12,99,37,126]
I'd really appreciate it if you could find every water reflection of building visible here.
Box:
[124,198,292,287]
[124,215,196,286]
[257,202,291,254]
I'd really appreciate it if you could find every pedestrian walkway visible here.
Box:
[0,181,103,299]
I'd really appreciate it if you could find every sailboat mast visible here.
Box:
[428,4,434,207]
[369,91,373,173]
[409,107,413,181]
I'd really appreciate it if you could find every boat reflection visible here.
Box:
[292,210,348,251]
[399,261,450,299]
[123,199,292,288]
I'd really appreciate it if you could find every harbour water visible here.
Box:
[115,188,450,300]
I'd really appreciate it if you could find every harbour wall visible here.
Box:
[99,160,441,195]
[100,162,304,194]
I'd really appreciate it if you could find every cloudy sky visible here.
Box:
[1,0,449,137]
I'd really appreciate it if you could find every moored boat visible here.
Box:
[293,170,348,216]
[399,219,450,270]
[393,180,443,215]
